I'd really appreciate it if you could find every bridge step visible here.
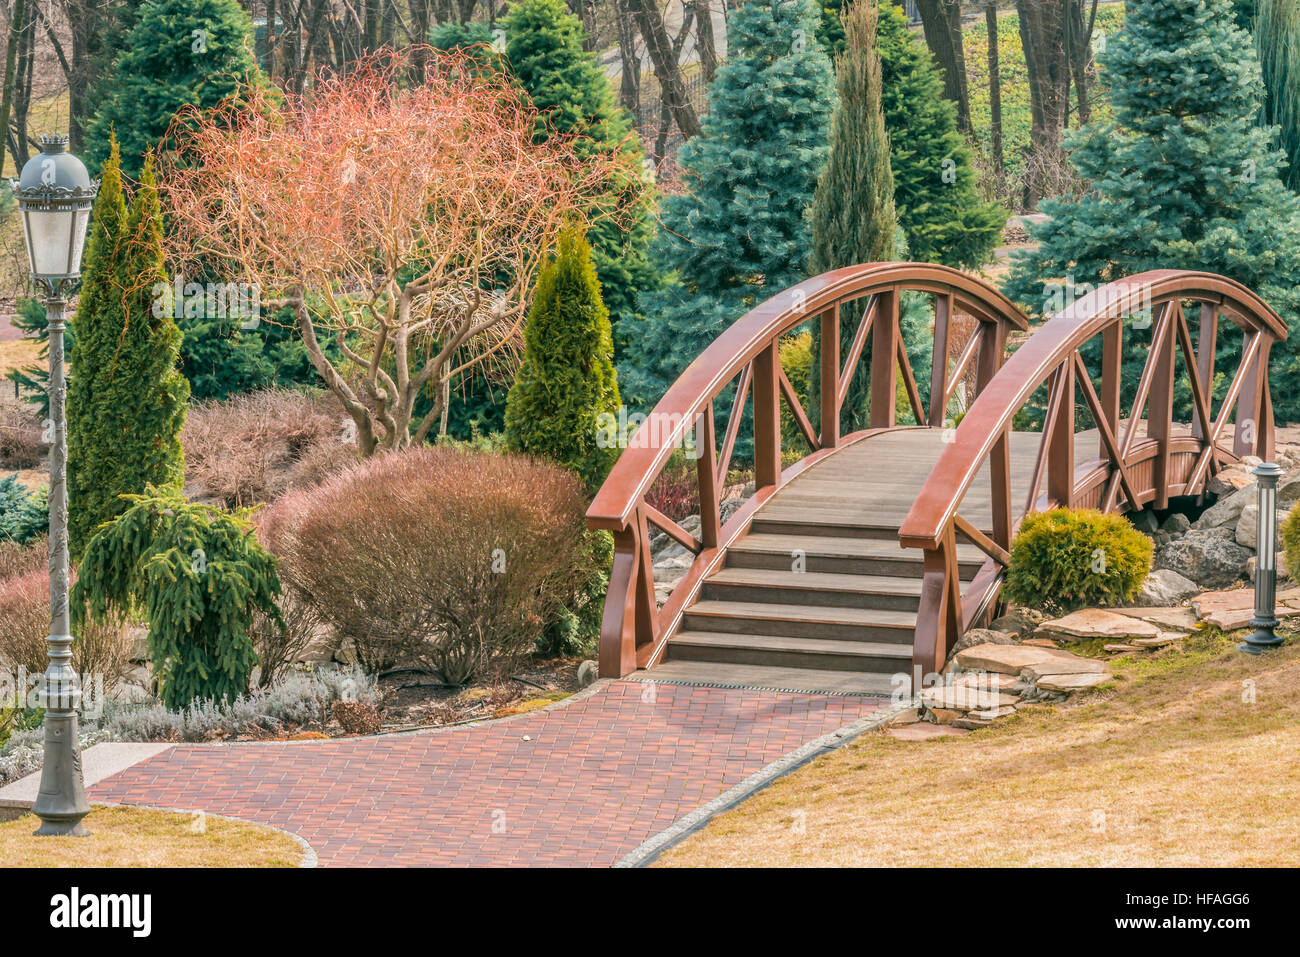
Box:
[702,568,924,611]
[669,631,912,673]
[683,600,916,643]
[630,660,903,696]
[726,532,986,578]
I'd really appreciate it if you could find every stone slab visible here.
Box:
[1020,657,1109,680]
[953,643,1077,675]
[920,686,1021,711]
[1108,606,1200,632]
[1036,609,1162,641]
[1037,672,1111,692]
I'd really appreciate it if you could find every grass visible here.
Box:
[657,626,1300,867]
[0,339,40,380]
[0,805,306,867]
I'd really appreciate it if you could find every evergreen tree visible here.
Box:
[809,0,897,432]
[503,0,659,354]
[67,142,189,558]
[1003,0,1300,422]
[620,0,836,409]
[1256,0,1300,193]
[505,229,621,491]
[876,2,1005,269]
[85,0,262,180]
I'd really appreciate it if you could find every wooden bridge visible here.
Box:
[588,264,1286,694]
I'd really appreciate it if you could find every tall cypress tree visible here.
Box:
[85,0,262,180]
[620,0,836,409]
[68,142,189,557]
[502,0,659,355]
[876,2,1005,269]
[505,229,621,491]
[1256,0,1300,193]
[809,0,897,433]
[1003,0,1300,421]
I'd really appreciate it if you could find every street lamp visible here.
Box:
[9,134,98,835]
[1240,461,1285,655]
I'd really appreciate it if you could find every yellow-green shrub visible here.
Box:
[1280,507,1300,582]
[1003,508,1153,613]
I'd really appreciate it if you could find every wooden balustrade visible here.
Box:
[898,271,1288,677]
[587,263,1029,678]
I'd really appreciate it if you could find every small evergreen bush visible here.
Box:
[1279,506,1300,584]
[1003,508,1153,613]
[0,475,47,545]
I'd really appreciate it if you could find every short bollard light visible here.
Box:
[1239,461,1285,655]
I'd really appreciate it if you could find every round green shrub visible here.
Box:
[1279,506,1300,584]
[1003,508,1154,614]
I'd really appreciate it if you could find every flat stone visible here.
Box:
[953,643,1076,675]
[1134,568,1200,607]
[928,707,964,726]
[1207,467,1256,498]
[1108,605,1199,631]
[887,723,968,741]
[1036,672,1111,692]
[1020,656,1109,680]
[1193,587,1300,629]
[1036,608,1163,641]
[953,706,1017,730]
[921,685,1021,711]
[947,671,1023,692]
[1104,643,1141,653]
[1131,633,1180,648]
[1020,637,1061,648]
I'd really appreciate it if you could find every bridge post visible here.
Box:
[1235,337,1274,461]
[752,342,782,488]
[819,305,841,448]
[1148,311,1176,510]
[928,293,952,426]
[1047,361,1075,508]
[869,288,900,428]
[1191,304,1217,443]
[1099,322,1122,459]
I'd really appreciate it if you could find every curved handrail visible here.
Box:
[589,262,1029,531]
[899,270,1286,550]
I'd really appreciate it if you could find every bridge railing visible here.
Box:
[898,270,1288,676]
[587,263,1029,677]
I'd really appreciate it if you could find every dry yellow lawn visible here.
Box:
[0,339,39,380]
[0,805,305,867]
[659,632,1300,867]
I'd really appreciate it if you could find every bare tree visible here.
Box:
[624,0,701,139]
[915,0,971,132]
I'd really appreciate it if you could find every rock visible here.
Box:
[927,707,964,726]
[921,685,1020,711]
[1020,637,1061,647]
[948,627,1016,657]
[1161,513,1192,535]
[1131,634,1180,648]
[947,671,1023,692]
[1037,672,1111,692]
[1131,509,1160,534]
[1036,608,1162,641]
[1192,586,1300,629]
[1020,657,1108,680]
[576,660,599,687]
[1134,569,1200,606]
[1235,502,1290,548]
[1277,474,1300,507]
[1247,552,1290,582]
[953,643,1077,675]
[1154,527,1252,588]
[1152,530,1174,549]
[719,497,745,526]
[1104,643,1140,653]
[954,706,1017,729]
[1194,484,1255,529]
[988,606,1046,637]
[1242,455,1264,467]
[1108,605,1199,631]
[1207,466,1256,497]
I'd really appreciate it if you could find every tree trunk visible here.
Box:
[915,0,972,133]
[624,0,702,139]
[694,0,718,84]
[985,1,1004,195]
[1016,0,1069,208]
[1,0,29,174]
[614,0,641,116]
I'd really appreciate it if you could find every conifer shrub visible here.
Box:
[505,229,620,492]
[72,489,282,709]
[0,475,46,546]
[1003,508,1154,614]
[260,447,591,682]
[1279,507,1300,584]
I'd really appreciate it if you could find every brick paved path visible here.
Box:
[90,681,883,866]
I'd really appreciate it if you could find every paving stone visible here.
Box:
[1036,608,1163,641]
[1131,634,1180,648]
[1036,672,1111,692]
[953,706,1017,729]
[1104,643,1141,653]
[948,671,1023,691]
[1193,587,1300,629]
[953,643,1077,675]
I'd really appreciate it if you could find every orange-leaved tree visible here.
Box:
[160,47,636,454]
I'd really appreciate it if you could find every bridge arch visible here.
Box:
[898,270,1287,675]
[588,263,1031,678]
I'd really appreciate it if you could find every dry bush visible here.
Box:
[246,591,328,689]
[0,569,133,684]
[0,537,43,581]
[182,388,356,507]
[260,446,588,682]
[0,403,43,470]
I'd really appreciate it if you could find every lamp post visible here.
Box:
[9,134,98,835]
[1240,461,1285,655]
